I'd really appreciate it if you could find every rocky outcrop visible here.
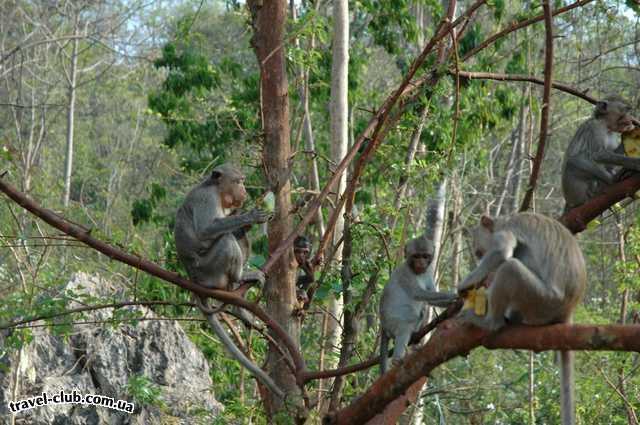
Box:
[0,273,223,425]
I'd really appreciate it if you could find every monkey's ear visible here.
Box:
[480,215,495,231]
[210,170,223,184]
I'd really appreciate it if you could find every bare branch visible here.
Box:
[461,0,595,62]
[520,0,554,211]
[453,71,595,104]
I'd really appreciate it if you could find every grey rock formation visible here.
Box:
[0,273,223,425]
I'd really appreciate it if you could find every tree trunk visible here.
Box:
[291,0,325,237]
[321,0,349,412]
[509,86,529,213]
[63,14,80,207]
[247,0,303,419]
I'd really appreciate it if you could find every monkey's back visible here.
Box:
[498,213,586,310]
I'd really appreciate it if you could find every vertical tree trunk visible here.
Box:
[509,86,529,213]
[63,15,80,207]
[247,0,303,419]
[322,0,349,412]
[291,0,325,236]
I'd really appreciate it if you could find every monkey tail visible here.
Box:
[203,311,285,399]
[559,350,575,425]
[380,332,389,375]
[559,314,576,425]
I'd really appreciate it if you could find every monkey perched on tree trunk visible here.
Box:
[562,96,636,212]
[174,164,284,398]
[458,213,586,425]
[379,236,458,374]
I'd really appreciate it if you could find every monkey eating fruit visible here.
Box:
[457,212,586,425]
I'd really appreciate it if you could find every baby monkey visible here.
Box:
[293,235,314,311]
[379,236,458,373]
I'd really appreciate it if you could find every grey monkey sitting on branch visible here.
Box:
[457,213,586,425]
[379,235,458,374]
[173,164,283,397]
[561,96,636,212]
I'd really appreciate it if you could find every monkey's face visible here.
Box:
[294,247,310,266]
[220,174,247,209]
[409,252,432,274]
[604,101,635,133]
[472,215,495,260]
[211,164,248,209]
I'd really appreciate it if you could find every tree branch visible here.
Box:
[560,174,640,233]
[453,71,595,104]
[520,0,553,211]
[0,301,194,330]
[324,321,640,424]
[461,0,595,62]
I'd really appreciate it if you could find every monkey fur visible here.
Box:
[173,164,283,397]
[379,236,458,374]
[561,96,636,212]
[457,212,586,425]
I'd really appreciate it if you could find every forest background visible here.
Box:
[1,0,639,423]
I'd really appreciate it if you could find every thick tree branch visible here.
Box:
[560,174,640,233]
[0,176,306,375]
[520,0,553,211]
[324,321,640,424]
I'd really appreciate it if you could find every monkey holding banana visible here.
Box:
[457,212,586,425]
[561,96,636,212]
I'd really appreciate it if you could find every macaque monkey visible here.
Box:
[562,96,636,211]
[457,213,586,425]
[294,235,314,309]
[379,236,458,374]
[174,164,283,398]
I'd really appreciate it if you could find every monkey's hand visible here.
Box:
[247,208,271,224]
